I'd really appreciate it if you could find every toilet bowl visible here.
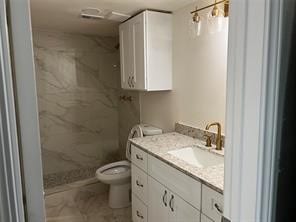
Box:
[96,124,162,209]
[96,160,131,209]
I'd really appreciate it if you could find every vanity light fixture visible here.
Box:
[192,7,201,23]
[190,0,229,36]
[190,7,203,36]
[210,0,225,17]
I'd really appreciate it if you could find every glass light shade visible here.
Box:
[207,6,226,34]
[189,15,203,38]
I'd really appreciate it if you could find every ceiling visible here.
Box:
[30,0,197,36]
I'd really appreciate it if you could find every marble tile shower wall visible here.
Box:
[33,30,140,189]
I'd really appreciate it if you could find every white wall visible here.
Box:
[140,0,228,133]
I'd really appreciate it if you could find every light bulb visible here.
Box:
[189,12,203,38]
[207,5,226,34]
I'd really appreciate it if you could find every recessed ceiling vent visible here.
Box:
[80,8,130,22]
[80,8,104,20]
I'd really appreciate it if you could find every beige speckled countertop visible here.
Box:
[130,132,224,194]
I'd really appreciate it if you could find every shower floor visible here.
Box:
[45,181,131,222]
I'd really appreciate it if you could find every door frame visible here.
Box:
[1,0,284,221]
[0,0,25,221]
[224,0,283,221]
[5,0,46,221]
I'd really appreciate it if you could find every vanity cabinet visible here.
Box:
[119,10,172,91]
[131,144,223,222]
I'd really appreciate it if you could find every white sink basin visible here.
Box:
[168,147,223,168]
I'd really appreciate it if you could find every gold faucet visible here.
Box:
[205,122,223,150]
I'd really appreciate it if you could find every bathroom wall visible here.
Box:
[140,0,228,133]
[119,91,141,157]
[33,30,140,188]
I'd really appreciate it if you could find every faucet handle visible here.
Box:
[203,135,212,147]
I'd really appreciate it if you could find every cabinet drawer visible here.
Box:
[131,145,148,172]
[148,155,201,210]
[132,194,147,222]
[132,164,148,204]
[201,185,223,222]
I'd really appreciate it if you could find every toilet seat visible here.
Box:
[102,165,129,175]
[96,160,131,185]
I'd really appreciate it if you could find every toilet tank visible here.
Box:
[140,124,162,136]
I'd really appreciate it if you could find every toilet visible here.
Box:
[96,124,162,209]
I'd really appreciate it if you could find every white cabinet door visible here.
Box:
[119,21,132,89]
[130,12,146,90]
[148,155,201,210]
[148,177,169,222]
[119,11,172,91]
[168,193,200,222]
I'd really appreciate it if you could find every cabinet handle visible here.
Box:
[169,195,174,212]
[136,210,144,219]
[136,154,143,160]
[214,203,223,214]
[162,190,168,206]
[136,180,143,187]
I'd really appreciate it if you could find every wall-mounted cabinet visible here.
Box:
[119,10,172,91]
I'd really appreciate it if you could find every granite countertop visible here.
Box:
[130,132,224,194]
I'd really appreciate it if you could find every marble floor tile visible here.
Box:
[45,183,131,222]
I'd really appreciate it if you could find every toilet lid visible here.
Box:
[126,125,143,161]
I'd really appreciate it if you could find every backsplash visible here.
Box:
[175,122,225,147]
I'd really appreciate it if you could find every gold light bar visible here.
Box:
[190,0,229,17]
